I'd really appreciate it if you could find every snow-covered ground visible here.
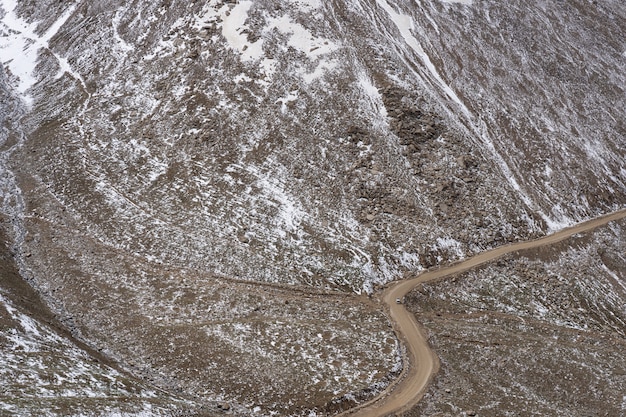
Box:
[0,0,81,105]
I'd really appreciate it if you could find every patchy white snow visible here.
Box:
[292,0,322,12]
[436,236,464,258]
[440,0,473,4]
[398,251,422,270]
[54,53,88,93]
[3,0,623,413]
[246,164,306,236]
[0,0,41,103]
[357,69,388,119]
[192,1,338,83]
[374,0,553,227]
[276,90,299,113]
[0,294,178,415]
[544,165,553,178]
[112,8,134,52]
[267,14,337,59]
[0,0,77,104]
[300,59,338,83]
[259,11,340,83]
[220,0,264,61]
[544,204,575,231]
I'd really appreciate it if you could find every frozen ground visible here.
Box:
[0,0,624,415]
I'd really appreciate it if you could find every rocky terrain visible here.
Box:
[404,218,626,417]
[0,227,194,416]
[0,0,624,415]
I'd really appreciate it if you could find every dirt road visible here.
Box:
[343,208,626,417]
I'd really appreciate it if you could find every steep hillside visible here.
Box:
[1,0,624,415]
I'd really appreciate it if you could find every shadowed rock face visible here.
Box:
[0,0,624,415]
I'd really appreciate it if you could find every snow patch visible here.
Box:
[300,59,338,83]
[292,0,322,12]
[358,70,388,118]
[544,165,552,177]
[436,236,464,258]
[221,1,264,61]
[544,204,575,232]
[602,264,626,294]
[112,8,134,52]
[440,0,473,4]
[398,251,422,269]
[267,14,336,59]
[276,90,299,113]
[193,0,262,61]
[234,72,253,83]
[234,163,307,237]
[0,0,77,104]
[193,2,338,83]
[263,13,339,83]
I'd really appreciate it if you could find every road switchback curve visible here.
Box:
[341,208,626,417]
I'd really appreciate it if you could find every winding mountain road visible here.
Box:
[342,208,626,417]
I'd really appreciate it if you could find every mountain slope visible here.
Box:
[1,0,624,415]
[405,217,626,417]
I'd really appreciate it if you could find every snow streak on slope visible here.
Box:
[0,0,79,104]
[376,0,468,115]
[373,0,565,230]
[412,0,625,228]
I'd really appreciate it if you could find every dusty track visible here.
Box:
[341,208,626,417]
